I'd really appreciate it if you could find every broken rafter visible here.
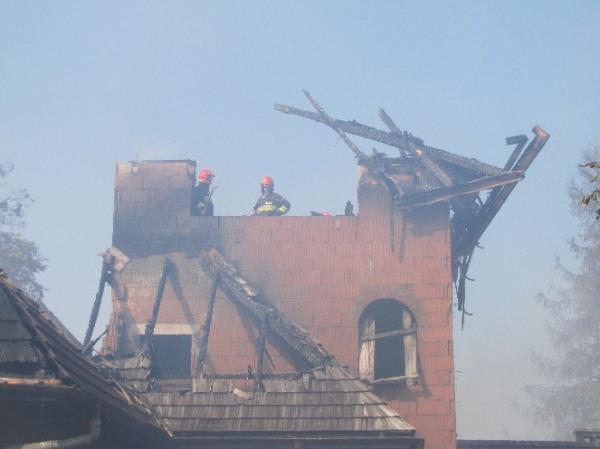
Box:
[200,248,336,370]
[301,93,402,228]
[397,170,524,210]
[254,315,269,392]
[82,327,108,356]
[275,102,503,177]
[302,90,368,160]
[456,126,550,257]
[480,135,530,214]
[142,258,173,348]
[83,260,113,349]
[378,108,485,230]
[503,135,529,171]
[195,274,220,376]
[379,108,456,188]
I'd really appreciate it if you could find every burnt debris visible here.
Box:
[275,91,549,320]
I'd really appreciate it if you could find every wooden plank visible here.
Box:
[476,134,530,220]
[503,134,528,171]
[254,317,269,391]
[195,274,220,377]
[368,375,419,386]
[302,90,368,160]
[200,249,336,369]
[379,108,455,188]
[402,311,417,379]
[359,327,416,342]
[143,258,173,342]
[81,327,108,355]
[358,315,375,381]
[397,170,524,209]
[275,103,503,176]
[456,126,549,256]
[0,376,62,386]
[83,261,111,348]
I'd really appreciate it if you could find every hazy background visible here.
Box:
[1,0,599,439]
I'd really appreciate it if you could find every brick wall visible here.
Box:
[107,161,456,449]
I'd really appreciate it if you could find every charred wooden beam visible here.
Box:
[474,134,530,229]
[378,107,482,234]
[83,261,113,349]
[397,170,524,210]
[360,327,417,342]
[377,109,411,158]
[200,248,336,369]
[254,316,269,392]
[142,258,173,347]
[379,108,456,188]
[82,327,108,356]
[456,126,550,256]
[456,250,474,309]
[503,135,529,171]
[302,90,368,160]
[380,109,481,225]
[275,102,503,176]
[369,375,419,385]
[195,274,220,376]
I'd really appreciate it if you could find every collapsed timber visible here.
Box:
[275,91,549,322]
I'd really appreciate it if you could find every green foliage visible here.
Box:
[525,146,600,437]
[0,162,46,300]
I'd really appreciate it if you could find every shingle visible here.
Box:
[0,340,41,363]
[143,370,414,434]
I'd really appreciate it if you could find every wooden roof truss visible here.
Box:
[275,91,550,321]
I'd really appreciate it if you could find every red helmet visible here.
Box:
[260,176,274,187]
[198,169,215,183]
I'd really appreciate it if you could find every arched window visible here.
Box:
[358,299,417,384]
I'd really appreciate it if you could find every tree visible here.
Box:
[580,160,600,219]
[525,145,600,437]
[0,162,46,300]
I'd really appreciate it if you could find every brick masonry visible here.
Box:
[106,160,456,449]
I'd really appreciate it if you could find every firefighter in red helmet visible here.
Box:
[192,169,215,216]
[253,176,291,216]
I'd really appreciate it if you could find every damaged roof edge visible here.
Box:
[274,102,503,177]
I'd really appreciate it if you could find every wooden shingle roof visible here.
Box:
[0,274,164,434]
[144,366,415,434]
[106,248,418,439]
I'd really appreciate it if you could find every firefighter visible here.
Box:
[192,169,215,216]
[253,176,290,216]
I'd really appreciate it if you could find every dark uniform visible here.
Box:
[254,192,291,216]
[192,183,214,216]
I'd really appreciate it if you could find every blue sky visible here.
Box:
[1,0,599,439]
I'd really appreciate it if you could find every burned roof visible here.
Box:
[0,286,58,382]
[0,273,163,433]
[276,91,550,317]
[101,247,419,441]
[144,366,414,434]
[1,268,420,447]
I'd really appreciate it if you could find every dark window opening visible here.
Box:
[358,299,417,383]
[373,300,404,333]
[374,334,405,379]
[150,335,191,379]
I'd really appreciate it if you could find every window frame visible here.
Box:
[358,299,418,385]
